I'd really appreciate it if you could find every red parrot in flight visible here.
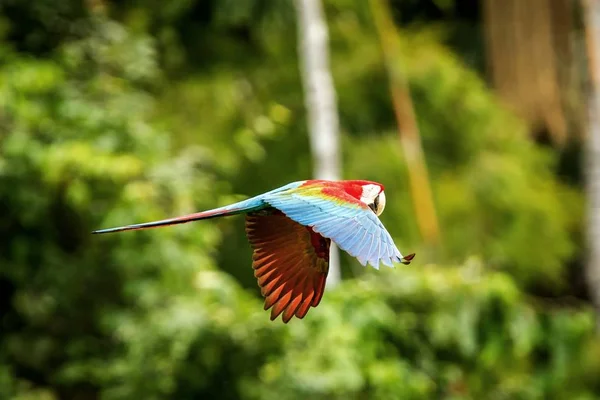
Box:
[93,180,415,322]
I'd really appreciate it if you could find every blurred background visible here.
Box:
[1,0,600,398]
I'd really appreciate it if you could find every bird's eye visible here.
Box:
[369,191,386,216]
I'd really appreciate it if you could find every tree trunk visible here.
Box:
[294,0,342,287]
[584,0,600,326]
[482,0,574,145]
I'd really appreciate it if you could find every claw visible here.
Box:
[400,253,415,265]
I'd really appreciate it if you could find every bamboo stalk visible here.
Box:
[369,0,440,245]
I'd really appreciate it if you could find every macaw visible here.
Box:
[93,180,415,322]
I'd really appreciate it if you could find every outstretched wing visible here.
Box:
[264,184,410,269]
[245,209,329,323]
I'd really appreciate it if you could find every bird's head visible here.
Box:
[360,183,386,216]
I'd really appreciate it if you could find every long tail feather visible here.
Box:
[92,197,266,234]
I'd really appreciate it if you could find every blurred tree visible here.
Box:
[482,0,581,146]
[295,0,342,287]
[584,0,600,325]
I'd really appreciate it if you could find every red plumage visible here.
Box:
[245,209,330,323]
[300,179,384,203]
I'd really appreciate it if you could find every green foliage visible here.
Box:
[247,264,600,399]
[0,17,225,399]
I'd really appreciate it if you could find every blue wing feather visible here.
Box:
[264,187,406,269]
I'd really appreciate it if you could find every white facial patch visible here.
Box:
[360,184,382,205]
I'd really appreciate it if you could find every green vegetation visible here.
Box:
[0,1,594,399]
